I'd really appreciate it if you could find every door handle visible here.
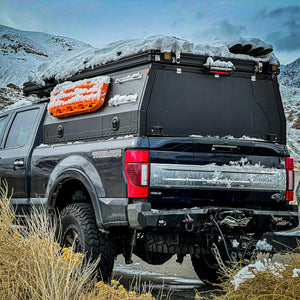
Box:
[14,159,25,169]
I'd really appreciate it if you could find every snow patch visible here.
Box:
[189,134,265,141]
[292,268,300,278]
[223,135,265,141]
[232,239,239,248]
[231,259,285,289]
[1,95,40,112]
[227,37,273,52]
[30,35,278,85]
[256,238,273,252]
[108,93,138,106]
[203,57,235,70]
[228,157,263,168]
[31,35,194,85]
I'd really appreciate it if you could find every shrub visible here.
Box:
[0,180,154,300]
[195,251,300,300]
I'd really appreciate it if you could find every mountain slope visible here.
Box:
[0,24,92,87]
[279,58,300,164]
[280,58,300,88]
[0,24,93,108]
[280,85,300,163]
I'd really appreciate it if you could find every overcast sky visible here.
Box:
[1,0,299,64]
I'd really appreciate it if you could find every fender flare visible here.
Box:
[46,155,105,228]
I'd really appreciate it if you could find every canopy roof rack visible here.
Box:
[23,50,278,97]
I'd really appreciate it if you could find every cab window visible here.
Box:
[5,109,39,148]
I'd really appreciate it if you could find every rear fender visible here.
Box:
[46,155,105,228]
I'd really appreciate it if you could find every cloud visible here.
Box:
[192,19,245,41]
[266,31,300,51]
[266,6,300,17]
[257,6,300,19]
[256,6,300,51]
[278,33,300,50]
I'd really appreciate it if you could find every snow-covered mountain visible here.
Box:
[0,24,92,108]
[0,24,91,86]
[280,58,300,88]
[280,85,300,163]
[279,58,300,164]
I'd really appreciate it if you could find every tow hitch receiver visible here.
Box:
[215,210,253,228]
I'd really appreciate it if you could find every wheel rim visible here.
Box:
[63,227,82,253]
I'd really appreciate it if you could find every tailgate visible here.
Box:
[148,137,289,210]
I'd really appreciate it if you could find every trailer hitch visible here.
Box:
[216,209,253,228]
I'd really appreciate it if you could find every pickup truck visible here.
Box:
[1,48,298,283]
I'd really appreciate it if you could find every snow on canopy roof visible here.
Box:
[30,35,279,86]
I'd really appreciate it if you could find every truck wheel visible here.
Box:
[191,254,223,284]
[59,203,115,282]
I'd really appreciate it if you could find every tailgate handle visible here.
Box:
[212,145,238,153]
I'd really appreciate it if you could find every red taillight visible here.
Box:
[125,150,149,197]
[286,157,294,201]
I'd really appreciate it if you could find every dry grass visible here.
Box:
[0,180,154,300]
[195,251,300,300]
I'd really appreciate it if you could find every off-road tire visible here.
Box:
[59,203,115,282]
[191,254,224,284]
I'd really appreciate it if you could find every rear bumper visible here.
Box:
[132,205,299,233]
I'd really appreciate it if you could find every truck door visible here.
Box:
[0,107,40,214]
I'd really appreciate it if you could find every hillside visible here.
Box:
[0,24,92,86]
[280,58,300,88]
[280,85,300,163]
[0,25,92,108]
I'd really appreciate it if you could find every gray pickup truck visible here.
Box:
[0,49,297,282]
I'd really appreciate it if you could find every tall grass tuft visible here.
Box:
[0,180,154,300]
[0,180,97,299]
[195,250,300,300]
